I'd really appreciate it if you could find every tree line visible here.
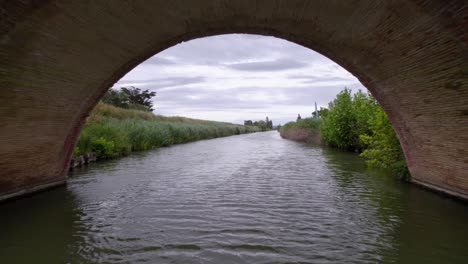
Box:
[102,86,156,112]
[244,117,273,131]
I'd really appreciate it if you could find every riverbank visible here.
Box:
[279,118,322,145]
[72,103,261,168]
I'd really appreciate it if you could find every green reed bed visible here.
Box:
[74,103,260,159]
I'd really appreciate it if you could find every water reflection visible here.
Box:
[0,187,86,263]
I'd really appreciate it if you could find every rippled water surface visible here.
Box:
[1,131,468,263]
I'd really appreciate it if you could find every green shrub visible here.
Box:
[320,88,357,150]
[73,146,81,157]
[320,89,380,152]
[351,90,379,151]
[92,137,116,158]
[280,118,321,135]
[359,107,410,179]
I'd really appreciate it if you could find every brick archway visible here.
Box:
[0,1,467,201]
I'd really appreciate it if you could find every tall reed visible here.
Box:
[74,103,260,159]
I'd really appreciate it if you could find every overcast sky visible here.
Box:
[113,34,366,125]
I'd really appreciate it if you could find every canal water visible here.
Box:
[1,131,467,263]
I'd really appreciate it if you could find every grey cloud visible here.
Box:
[287,74,354,83]
[287,74,315,79]
[301,77,355,84]
[117,34,367,123]
[153,84,357,111]
[152,82,365,124]
[156,34,328,66]
[115,76,206,89]
[143,56,177,65]
[155,87,277,110]
[225,58,308,72]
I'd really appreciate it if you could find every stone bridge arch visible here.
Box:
[0,0,467,201]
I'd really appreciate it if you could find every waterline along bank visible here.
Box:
[279,118,322,145]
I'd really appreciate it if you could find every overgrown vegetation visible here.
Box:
[280,88,409,179]
[359,107,409,179]
[279,118,322,144]
[74,102,260,159]
[281,117,321,132]
[320,89,377,152]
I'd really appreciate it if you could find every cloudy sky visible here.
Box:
[113,34,366,125]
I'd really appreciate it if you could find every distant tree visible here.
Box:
[101,86,156,112]
[319,107,329,118]
[121,86,156,111]
[266,116,273,129]
[312,107,329,119]
[255,120,268,131]
[297,114,302,121]
[246,118,272,131]
[102,89,130,109]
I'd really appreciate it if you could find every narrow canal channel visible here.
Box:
[1,131,467,263]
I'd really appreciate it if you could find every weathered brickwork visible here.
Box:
[0,0,467,201]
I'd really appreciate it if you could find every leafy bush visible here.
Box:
[91,137,116,158]
[73,146,81,157]
[320,88,379,152]
[359,107,410,179]
[320,88,357,151]
[351,90,379,151]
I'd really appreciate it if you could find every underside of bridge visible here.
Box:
[0,0,467,202]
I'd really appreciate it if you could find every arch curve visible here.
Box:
[0,0,467,201]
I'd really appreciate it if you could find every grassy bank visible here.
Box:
[74,103,260,159]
